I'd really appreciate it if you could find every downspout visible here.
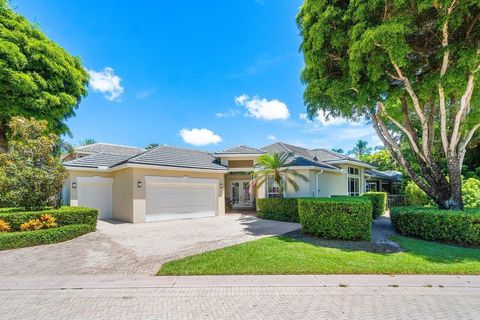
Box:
[315,170,324,197]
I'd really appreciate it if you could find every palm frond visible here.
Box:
[286,177,300,192]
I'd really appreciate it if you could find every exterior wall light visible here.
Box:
[137,181,143,188]
[72,182,77,189]
[219,183,223,189]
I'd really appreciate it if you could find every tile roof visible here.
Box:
[309,148,366,164]
[76,143,145,156]
[122,145,227,171]
[214,145,265,155]
[63,153,132,168]
[261,142,341,170]
[365,169,402,181]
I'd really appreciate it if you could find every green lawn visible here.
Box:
[158,235,480,275]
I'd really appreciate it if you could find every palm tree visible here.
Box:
[249,152,309,197]
[349,140,370,158]
[78,138,96,146]
[145,143,159,150]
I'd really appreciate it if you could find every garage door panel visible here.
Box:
[77,178,113,220]
[145,178,217,219]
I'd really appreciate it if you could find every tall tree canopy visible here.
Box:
[0,0,89,151]
[298,0,480,209]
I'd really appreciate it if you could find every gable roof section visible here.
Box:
[261,142,340,171]
[214,145,265,155]
[121,145,227,171]
[309,148,368,166]
[63,153,132,169]
[76,143,145,156]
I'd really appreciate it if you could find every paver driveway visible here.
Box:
[0,214,299,275]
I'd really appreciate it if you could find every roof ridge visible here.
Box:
[216,145,264,153]
[77,142,145,150]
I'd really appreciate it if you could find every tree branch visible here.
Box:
[370,104,436,199]
[379,103,426,163]
[450,73,475,151]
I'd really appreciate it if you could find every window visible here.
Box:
[267,175,283,198]
[348,167,359,175]
[366,182,377,192]
[348,177,360,196]
[348,166,361,196]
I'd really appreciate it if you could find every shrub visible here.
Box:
[257,198,299,222]
[19,214,58,231]
[0,219,11,232]
[391,207,480,246]
[405,181,431,206]
[20,219,44,231]
[0,207,97,231]
[0,224,93,250]
[0,117,67,210]
[362,192,387,218]
[463,178,480,208]
[298,197,372,241]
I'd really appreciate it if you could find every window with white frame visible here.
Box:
[348,166,360,196]
[267,175,283,198]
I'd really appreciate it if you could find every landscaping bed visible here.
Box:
[391,207,480,246]
[0,206,98,250]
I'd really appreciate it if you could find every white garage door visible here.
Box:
[146,176,218,221]
[76,177,113,220]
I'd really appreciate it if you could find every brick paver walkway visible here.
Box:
[0,215,299,276]
[1,275,479,320]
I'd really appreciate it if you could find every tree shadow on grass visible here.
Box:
[279,231,480,265]
[282,230,401,254]
[389,235,480,264]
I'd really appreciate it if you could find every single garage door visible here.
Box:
[145,176,218,222]
[76,177,113,220]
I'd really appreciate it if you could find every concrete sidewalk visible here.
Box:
[2,275,480,320]
[1,274,479,290]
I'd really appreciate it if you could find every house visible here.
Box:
[62,142,396,223]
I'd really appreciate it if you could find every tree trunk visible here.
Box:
[0,121,7,152]
[438,156,464,210]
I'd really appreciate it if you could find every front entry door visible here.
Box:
[230,181,253,208]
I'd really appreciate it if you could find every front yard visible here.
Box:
[158,235,480,275]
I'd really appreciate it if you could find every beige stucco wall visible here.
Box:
[316,171,347,197]
[285,169,315,198]
[112,168,134,222]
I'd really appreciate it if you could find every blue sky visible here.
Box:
[15,0,380,152]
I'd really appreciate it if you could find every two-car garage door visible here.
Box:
[145,176,218,222]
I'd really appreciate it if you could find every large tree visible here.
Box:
[298,0,480,209]
[0,0,89,151]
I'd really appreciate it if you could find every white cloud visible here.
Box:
[179,128,222,146]
[234,94,249,106]
[88,67,124,101]
[267,135,276,141]
[235,94,290,120]
[215,108,241,118]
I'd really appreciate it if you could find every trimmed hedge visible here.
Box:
[391,207,480,246]
[299,197,372,241]
[0,224,94,250]
[257,198,299,222]
[362,192,387,219]
[0,206,98,231]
